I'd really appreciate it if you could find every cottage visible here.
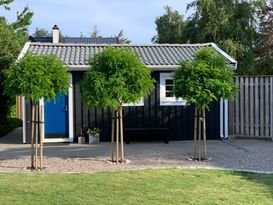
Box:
[19,27,236,143]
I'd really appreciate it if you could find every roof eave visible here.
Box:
[68,65,180,71]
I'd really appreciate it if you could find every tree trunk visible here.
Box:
[31,103,35,169]
[119,107,124,162]
[198,109,202,161]
[193,108,198,160]
[115,110,119,163]
[40,104,44,169]
[111,111,115,162]
[202,109,207,160]
[35,102,39,170]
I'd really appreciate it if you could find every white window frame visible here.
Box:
[123,98,144,106]
[160,73,186,106]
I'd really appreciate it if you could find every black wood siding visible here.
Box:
[73,71,220,141]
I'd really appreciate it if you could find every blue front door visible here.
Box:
[44,92,69,138]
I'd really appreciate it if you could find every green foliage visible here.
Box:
[254,1,273,74]
[152,6,188,43]
[154,1,266,74]
[33,27,50,37]
[81,47,155,110]
[8,104,16,118]
[5,53,70,102]
[174,48,236,109]
[0,1,33,122]
[186,0,265,74]
[0,117,22,137]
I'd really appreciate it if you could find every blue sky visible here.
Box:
[1,0,192,43]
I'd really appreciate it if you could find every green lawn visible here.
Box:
[0,169,273,205]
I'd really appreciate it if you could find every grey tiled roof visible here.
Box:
[26,43,237,68]
[29,36,119,44]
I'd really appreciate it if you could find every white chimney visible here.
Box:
[52,25,60,43]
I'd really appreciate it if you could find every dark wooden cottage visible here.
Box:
[20,29,236,143]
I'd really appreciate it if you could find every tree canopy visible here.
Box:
[5,53,69,102]
[81,47,154,111]
[33,27,50,37]
[255,1,273,74]
[152,6,187,44]
[153,1,267,74]
[0,0,33,120]
[174,48,236,110]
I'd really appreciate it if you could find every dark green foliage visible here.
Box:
[174,48,236,109]
[153,1,266,74]
[186,0,264,74]
[5,53,70,102]
[81,47,155,110]
[0,118,22,137]
[0,0,33,122]
[255,1,273,74]
[33,27,50,37]
[152,6,187,43]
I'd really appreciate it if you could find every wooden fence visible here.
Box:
[229,76,273,140]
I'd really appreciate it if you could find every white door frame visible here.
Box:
[42,73,74,143]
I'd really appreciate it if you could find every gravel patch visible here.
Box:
[0,138,273,173]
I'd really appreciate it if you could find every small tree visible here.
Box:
[5,53,69,169]
[174,48,236,160]
[81,47,154,163]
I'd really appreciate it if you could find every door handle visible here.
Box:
[64,105,68,112]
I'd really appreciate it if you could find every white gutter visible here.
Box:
[210,43,237,64]
[17,42,31,61]
[224,99,229,138]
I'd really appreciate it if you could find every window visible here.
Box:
[160,73,186,106]
[122,98,144,106]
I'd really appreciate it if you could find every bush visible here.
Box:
[0,118,22,137]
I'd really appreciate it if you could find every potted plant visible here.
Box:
[78,128,85,144]
[87,128,101,144]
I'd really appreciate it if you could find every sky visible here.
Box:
[1,0,192,43]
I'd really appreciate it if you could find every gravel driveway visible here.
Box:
[0,128,273,173]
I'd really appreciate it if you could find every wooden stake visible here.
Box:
[40,104,44,169]
[198,109,201,161]
[115,111,119,163]
[193,108,198,160]
[203,109,207,160]
[31,104,35,169]
[120,108,124,162]
[111,111,115,162]
[35,102,38,170]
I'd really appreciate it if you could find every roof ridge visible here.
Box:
[29,42,213,47]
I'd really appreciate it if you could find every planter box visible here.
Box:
[89,133,100,144]
[78,136,85,144]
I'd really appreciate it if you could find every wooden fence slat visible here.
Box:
[249,77,254,136]
[235,77,240,136]
[240,77,245,135]
[255,77,259,137]
[245,77,249,136]
[265,77,269,137]
[269,76,273,140]
[260,77,264,137]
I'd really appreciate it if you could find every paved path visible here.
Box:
[0,128,273,173]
